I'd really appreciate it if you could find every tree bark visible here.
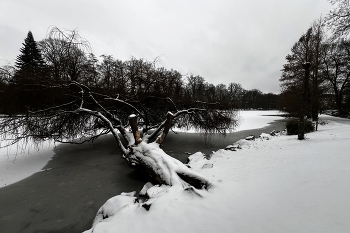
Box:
[129,115,142,144]
[155,112,173,144]
[299,62,311,140]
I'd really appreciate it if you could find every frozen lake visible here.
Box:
[0,110,282,188]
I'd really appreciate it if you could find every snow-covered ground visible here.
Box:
[0,110,282,188]
[84,115,350,233]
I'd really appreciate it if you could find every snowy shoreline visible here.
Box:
[1,113,349,232]
[84,115,350,233]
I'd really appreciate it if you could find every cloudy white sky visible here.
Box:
[1,0,332,93]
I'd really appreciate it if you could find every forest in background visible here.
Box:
[0,28,278,115]
[280,0,350,118]
[1,1,349,118]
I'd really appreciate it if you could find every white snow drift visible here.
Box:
[84,116,350,233]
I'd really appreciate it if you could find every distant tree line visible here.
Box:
[0,28,278,115]
[280,1,350,118]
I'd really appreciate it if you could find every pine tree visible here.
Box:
[11,31,47,113]
[14,31,45,84]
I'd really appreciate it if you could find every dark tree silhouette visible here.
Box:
[327,0,350,39]
[7,31,49,113]
[14,31,45,84]
[280,21,327,120]
[321,39,350,116]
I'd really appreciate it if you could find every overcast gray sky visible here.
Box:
[1,0,332,93]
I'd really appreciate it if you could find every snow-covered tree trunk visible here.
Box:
[113,113,211,189]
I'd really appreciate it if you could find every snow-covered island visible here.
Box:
[84,114,350,233]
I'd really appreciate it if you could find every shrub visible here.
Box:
[286,119,315,135]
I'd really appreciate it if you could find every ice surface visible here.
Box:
[234,110,283,131]
[174,110,283,133]
[0,140,56,188]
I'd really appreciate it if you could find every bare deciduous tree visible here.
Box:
[39,27,91,83]
[327,0,350,40]
[280,21,328,120]
[321,39,350,116]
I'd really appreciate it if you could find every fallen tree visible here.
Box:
[1,27,238,195]
[0,81,238,190]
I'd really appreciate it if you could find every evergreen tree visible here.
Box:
[14,31,45,84]
[11,31,47,113]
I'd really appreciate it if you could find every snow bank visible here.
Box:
[0,140,56,187]
[85,117,350,233]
